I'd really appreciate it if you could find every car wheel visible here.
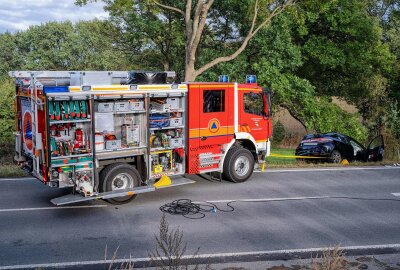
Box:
[330,150,342,164]
[223,147,255,183]
[100,163,140,204]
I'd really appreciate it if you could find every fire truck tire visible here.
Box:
[223,147,254,183]
[100,163,140,204]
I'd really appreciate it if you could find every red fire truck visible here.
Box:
[10,71,272,205]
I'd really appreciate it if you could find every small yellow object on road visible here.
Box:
[341,159,350,165]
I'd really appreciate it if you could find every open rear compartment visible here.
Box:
[46,93,95,196]
[92,90,187,183]
[148,92,187,180]
[93,95,147,153]
[92,93,148,186]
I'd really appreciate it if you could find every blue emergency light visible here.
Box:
[43,86,69,94]
[246,75,257,84]
[219,75,229,83]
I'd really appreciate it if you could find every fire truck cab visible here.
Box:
[10,71,272,205]
[187,83,272,180]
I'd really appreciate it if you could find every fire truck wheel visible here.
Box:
[223,147,255,183]
[100,163,140,204]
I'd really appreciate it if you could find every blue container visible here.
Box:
[43,86,69,94]
[150,114,170,128]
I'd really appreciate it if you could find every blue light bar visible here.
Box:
[246,75,257,84]
[43,86,69,94]
[219,75,229,83]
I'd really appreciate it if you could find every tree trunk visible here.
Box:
[281,105,309,132]
[162,61,170,71]
[184,61,196,82]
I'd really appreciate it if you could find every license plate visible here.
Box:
[303,142,318,146]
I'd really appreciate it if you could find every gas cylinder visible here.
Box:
[75,128,83,148]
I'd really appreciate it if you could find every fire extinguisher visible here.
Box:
[75,128,83,149]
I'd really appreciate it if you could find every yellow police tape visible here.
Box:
[269,153,325,159]
[261,153,323,172]
[260,153,350,172]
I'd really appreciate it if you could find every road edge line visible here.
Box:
[1,243,400,269]
[254,166,400,173]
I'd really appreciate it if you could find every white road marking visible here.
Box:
[195,196,333,204]
[254,166,400,173]
[392,193,400,197]
[0,205,107,213]
[0,243,399,269]
[0,177,33,181]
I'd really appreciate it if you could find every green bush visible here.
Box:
[0,78,15,145]
[272,121,286,144]
[313,98,368,143]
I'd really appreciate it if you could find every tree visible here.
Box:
[103,1,186,75]
[14,20,130,71]
[0,78,16,144]
[0,32,22,78]
[0,20,132,145]
[77,0,296,81]
[179,0,377,141]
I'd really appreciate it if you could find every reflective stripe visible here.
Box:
[238,88,262,91]
[198,84,232,89]
[92,86,129,91]
[189,126,235,138]
[234,83,238,133]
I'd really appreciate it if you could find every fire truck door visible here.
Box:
[239,90,269,142]
[188,85,234,173]
[199,87,233,147]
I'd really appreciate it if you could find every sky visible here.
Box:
[0,0,108,33]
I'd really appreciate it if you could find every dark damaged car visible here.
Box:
[295,132,384,163]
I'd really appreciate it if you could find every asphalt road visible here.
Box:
[0,167,400,268]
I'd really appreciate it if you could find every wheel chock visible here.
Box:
[153,175,172,188]
[341,159,349,165]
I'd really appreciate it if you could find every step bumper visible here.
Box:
[50,176,195,206]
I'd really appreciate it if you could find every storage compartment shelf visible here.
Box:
[50,119,91,124]
[51,153,92,160]
[113,110,146,114]
[50,161,93,168]
[150,147,184,151]
[150,109,184,113]
[150,125,184,131]
[96,148,147,160]
[96,146,147,153]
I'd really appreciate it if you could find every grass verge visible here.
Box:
[266,148,399,168]
[0,164,26,178]
[0,143,27,178]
